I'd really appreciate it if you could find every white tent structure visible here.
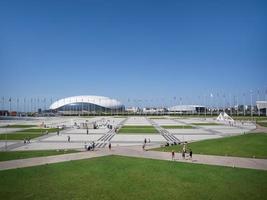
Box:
[216,112,234,122]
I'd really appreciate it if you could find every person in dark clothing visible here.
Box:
[92,141,95,151]
[86,128,89,135]
[68,136,70,142]
[171,150,175,160]
[189,149,192,159]
[108,142,111,150]
[144,138,147,144]
[182,150,185,159]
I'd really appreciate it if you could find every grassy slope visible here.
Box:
[0,155,266,200]
[0,150,78,161]
[152,133,267,158]
[118,126,158,134]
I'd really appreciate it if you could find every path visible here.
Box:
[96,117,128,148]
[0,150,110,171]
[147,117,180,144]
[0,145,267,171]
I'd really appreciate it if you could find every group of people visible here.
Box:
[23,137,31,144]
[171,144,193,160]
[84,141,95,151]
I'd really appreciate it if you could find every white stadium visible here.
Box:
[49,95,125,114]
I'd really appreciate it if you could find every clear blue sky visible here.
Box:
[0,0,266,107]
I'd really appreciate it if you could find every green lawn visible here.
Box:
[1,124,37,128]
[0,128,60,140]
[191,122,220,126]
[118,126,158,134]
[0,155,266,200]
[153,133,267,159]
[0,133,45,140]
[161,125,194,129]
[257,121,267,127]
[233,116,267,121]
[149,117,166,119]
[16,128,59,133]
[0,150,79,161]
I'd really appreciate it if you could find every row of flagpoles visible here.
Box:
[1,89,267,113]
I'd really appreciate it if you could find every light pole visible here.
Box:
[5,125,8,151]
[257,90,260,116]
[250,90,253,120]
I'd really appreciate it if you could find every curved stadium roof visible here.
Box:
[49,95,124,110]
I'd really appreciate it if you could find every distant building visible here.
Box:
[0,110,9,116]
[142,107,166,114]
[168,105,205,114]
[49,95,125,115]
[256,101,267,116]
[125,107,140,113]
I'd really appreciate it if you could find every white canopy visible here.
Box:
[216,112,234,122]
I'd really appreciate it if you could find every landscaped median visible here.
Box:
[191,122,220,126]
[0,128,60,140]
[0,149,79,161]
[257,121,267,127]
[118,126,158,134]
[161,125,194,129]
[1,124,37,128]
[151,132,267,159]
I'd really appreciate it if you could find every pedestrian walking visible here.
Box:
[171,150,175,160]
[68,136,70,142]
[86,128,89,135]
[182,150,185,159]
[189,149,192,160]
[144,138,147,144]
[92,141,95,151]
[57,130,59,136]
[108,142,111,150]
[142,143,146,151]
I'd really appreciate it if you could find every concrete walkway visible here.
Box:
[0,146,267,171]
[113,146,267,171]
[0,150,111,171]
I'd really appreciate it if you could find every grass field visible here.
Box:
[152,133,267,158]
[118,126,158,134]
[149,117,166,119]
[257,121,267,127]
[0,128,60,140]
[0,155,266,200]
[1,124,37,128]
[16,128,59,133]
[232,116,267,121]
[161,125,194,129]
[191,122,220,126]
[0,150,79,161]
[0,133,45,140]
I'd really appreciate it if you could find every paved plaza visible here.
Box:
[0,116,256,151]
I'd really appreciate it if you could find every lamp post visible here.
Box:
[5,125,8,151]
[250,90,253,120]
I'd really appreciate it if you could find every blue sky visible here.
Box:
[0,0,267,107]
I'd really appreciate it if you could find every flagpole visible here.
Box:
[257,90,260,116]
[250,90,253,119]
[9,97,11,114]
